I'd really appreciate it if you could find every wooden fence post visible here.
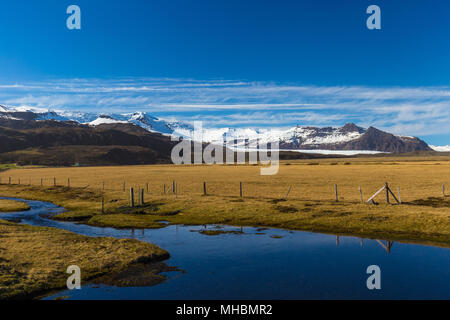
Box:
[334,184,338,202]
[40,178,43,187]
[240,182,243,198]
[203,182,207,196]
[164,184,166,194]
[18,178,21,185]
[123,181,126,192]
[359,186,363,203]
[8,177,11,185]
[130,188,135,207]
[53,178,56,187]
[398,187,402,204]
[101,196,105,213]
[68,178,70,188]
[285,186,292,200]
[443,183,446,199]
[385,182,390,204]
[141,188,144,205]
[146,183,149,193]
[173,181,176,194]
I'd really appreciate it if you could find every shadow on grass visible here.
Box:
[115,202,181,216]
[406,197,450,208]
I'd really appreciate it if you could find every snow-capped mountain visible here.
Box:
[0,104,433,153]
[0,104,190,135]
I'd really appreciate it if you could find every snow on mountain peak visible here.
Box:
[3,106,428,151]
[89,115,128,126]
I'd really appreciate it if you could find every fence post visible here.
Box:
[68,178,70,188]
[130,188,135,207]
[123,181,126,192]
[285,186,292,200]
[164,183,166,194]
[141,188,145,205]
[240,182,243,198]
[101,196,105,213]
[385,182,390,204]
[443,183,446,199]
[334,184,338,202]
[54,178,56,187]
[146,183,149,193]
[173,181,176,194]
[18,178,21,185]
[398,187,402,204]
[359,186,363,203]
[203,182,207,196]
[41,178,43,187]
[8,177,11,185]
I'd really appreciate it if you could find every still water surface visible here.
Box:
[1,197,449,300]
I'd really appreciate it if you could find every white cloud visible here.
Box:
[0,78,449,138]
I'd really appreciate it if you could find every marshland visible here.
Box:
[0,155,449,299]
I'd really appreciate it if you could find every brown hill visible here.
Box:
[0,119,177,166]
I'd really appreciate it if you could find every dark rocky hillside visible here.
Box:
[0,119,177,166]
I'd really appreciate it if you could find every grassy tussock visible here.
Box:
[0,220,169,299]
[0,199,30,212]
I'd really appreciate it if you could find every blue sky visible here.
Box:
[0,0,449,145]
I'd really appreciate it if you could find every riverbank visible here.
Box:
[0,199,30,212]
[0,218,169,299]
[0,182,449,247]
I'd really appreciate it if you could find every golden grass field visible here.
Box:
[0,155,449,246]
[0,220,169,299]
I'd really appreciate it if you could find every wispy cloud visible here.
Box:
[0,78,449,138]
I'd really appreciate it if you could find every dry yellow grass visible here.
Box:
[0,199,30,212]
[1,157,450,202]
[0,219,169,299]
[0,156,449,246]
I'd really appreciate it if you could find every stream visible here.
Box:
[0,197,449,300]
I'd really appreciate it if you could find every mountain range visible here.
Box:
[0,105,434,165]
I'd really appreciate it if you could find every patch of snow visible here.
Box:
[240,148,385,155]
[287,149,385,155]
[89,116,128,126]
[13,106,52,113]
[430,145,450,152]
[0,113,20,120]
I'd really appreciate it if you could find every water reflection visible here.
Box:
[376,240,394,254]
[338,236,394,254]
[0,197,449,300]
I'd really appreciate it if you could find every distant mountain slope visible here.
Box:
[0,105,432,156]
[0,118,177,166]
[333,127,431,153]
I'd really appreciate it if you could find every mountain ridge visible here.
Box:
[0,105,432,153]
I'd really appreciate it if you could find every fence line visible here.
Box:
[0,175,448,205]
